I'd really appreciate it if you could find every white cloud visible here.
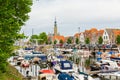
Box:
[23,0,120,36]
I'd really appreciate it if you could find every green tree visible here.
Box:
[67,38,72,44]
[49,40,52,44]
[85,38,90,44]
[98,36,103,44]
[31,35,39,39]
[60,39,64,44]
[54,40,57,44]
[46,39,51,45]
[116,35,120,44]
[75,37,79,44]
[16,33,27,39]
[45,40,48,44]
[38,32,48,44]
[0,0,32,73]
[30,34,39,43]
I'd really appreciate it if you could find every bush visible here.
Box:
[0,63,7,73]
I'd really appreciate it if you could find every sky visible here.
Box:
[21,0,120,36]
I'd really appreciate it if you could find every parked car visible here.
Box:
[111,44,117,48]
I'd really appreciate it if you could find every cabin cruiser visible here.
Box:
[57,69,94,80]
[72,72,94,80]
[96,60,119,70]
[58,72,74,80]
[54,60,78,74]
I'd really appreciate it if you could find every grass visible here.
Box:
[0,65,22,80]
[0,73,21,80]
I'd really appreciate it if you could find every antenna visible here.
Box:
[78,27,80,33]
[55,16,56,22]
[32,28,34,36]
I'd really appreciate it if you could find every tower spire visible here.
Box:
[54,17,57,36]
[55,17,56,22]
[54,17,57,27]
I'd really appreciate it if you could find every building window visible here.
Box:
[106,36,107,39]
[104,36,105,39]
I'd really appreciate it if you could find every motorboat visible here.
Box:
[54,60,78,74]
[58,72,74,80]
[57,71,94,80]
[96,60,119,70]
[38,69,58,80]
[72,72,94,80]
[21,60,29,68]
[24,53,47,61]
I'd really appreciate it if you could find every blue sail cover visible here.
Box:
[38,55,47,61]
[32,51,42,54]
[60,60,72,70]
[24,47,33,50]
[24,54,47,61]
[109,51,115,54]
[97,58,102,61]
[57,55,64,58]
[97,52,102,55]
[58,73,74,80]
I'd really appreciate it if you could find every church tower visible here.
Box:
[54,17,58,36]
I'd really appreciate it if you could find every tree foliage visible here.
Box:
[0,0,32,73]
[85,58,91,68]
[30,32,48,44]
[116,35,120,44]
[30,34,39,43]
[98,36,103,44]
[75,37,79,44]
[85,38,90,44]
[54,40,57,44]
[0,0,32,53]
[67,38,72,44]
[16,33,27,39]
[31,35,39,39]
[60,39,64,44]
[39,32,48,44]
[47,38,52,44]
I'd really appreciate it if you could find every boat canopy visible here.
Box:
[109,51,115,54]
[24,54,47,61]
[97,52,102,55]
[57,55,64,58]
[58,73,74,80]
[24,47,33,50]
[32,51,42,54]
[60,60,72,70]
[39,69,54,74]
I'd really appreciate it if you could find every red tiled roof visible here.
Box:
[113,30,120,37]
[90,28,98,33]
[98,30,104,36]
[74,33,80,38]
[53,35,65,41]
